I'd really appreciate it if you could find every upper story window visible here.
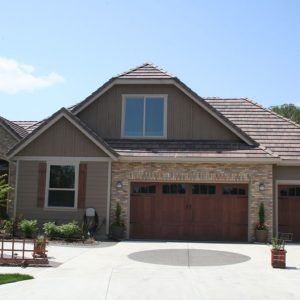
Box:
[122,95,167,138]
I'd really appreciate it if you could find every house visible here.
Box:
[6,63,300,241]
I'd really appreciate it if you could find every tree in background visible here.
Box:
[271,104,300,124]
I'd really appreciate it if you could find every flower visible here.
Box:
[256,223,267,230]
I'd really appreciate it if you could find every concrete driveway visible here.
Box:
[0,241,300,300]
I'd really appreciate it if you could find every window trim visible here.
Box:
[45,160,79,210]
[121,94,168,139]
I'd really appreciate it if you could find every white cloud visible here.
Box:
[0,57,65,93]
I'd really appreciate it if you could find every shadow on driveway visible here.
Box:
[128,248,251,267]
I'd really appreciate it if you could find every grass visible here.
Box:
[0,273,34,285]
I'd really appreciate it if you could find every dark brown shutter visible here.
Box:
[37,162,47,208]
[78,163,87,208]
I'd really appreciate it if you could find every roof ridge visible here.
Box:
[203,97,246,100]
[242,97,300,129]
[115,62,174,78]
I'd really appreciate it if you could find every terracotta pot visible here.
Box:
[255,229,268,243]
[271,249,286,268]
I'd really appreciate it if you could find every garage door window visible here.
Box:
[223,187,246,195]
[280,187,300,197]
[192,184,216,195]
[132,184,156,194]
[163,184,186,194]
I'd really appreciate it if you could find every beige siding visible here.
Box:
[16,160,109,237]
[78,84,239,140]
[18,117,108,157]
[275,166,300,180]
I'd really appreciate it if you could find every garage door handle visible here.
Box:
[185,204,192,209]
[130,222,138,224]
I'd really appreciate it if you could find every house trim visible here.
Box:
[13,160,19,219]
[13,156,112,162]
[106,161,111,235]
[118,156,280,164]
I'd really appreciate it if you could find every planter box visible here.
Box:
[271,249,286,268]
[110,226,125,241]
[255,229,268,243]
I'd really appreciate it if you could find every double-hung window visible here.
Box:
[122,95,167,138]
[47,164,77,208]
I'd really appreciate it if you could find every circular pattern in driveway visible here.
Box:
[128,249,251,266]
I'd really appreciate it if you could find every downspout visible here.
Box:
[106,161,112,236]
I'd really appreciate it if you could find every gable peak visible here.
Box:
[116,62,175,79]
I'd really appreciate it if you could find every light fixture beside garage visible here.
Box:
[259,183,265,191]
[116,181,123,189]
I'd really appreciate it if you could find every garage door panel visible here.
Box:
[278,185,300,241]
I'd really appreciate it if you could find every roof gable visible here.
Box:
[8,108,117,159]
[71,63,257,146]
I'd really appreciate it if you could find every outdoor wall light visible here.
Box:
[116,181,123,189]
[259,183,265,191]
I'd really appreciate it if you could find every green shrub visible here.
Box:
[58,221,81,239]
[3,219,13,234]
[43,222,59,238]
[18,219,38,238]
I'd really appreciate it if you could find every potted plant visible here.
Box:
[271,238,286,268]
[255,203,268,243]
[34,235,47,257]
[110,202,125,240]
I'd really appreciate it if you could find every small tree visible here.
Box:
[112,202,124,227]
[256,202,267,230]
[0,175,13,210]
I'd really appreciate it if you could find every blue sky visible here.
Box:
[0,0,299,120]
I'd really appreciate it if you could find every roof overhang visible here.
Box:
[118,155,280,164]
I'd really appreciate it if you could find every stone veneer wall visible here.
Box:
[111,162,273,241]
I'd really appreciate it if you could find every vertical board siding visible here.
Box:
[17,161,109,236]
[78,84,238,140]
[18,117,108,157]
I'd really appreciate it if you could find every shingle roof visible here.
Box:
[206,97,300,160]
[13,121,39,133]
[0,117,28,139]
[105,139,276,160]
[116,63,174,79]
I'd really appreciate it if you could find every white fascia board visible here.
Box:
[277,160,300,166]
[118,155,280,164]
[13,156,112,162]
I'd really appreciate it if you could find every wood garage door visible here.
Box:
[130,182,248,241]
[278,185,300,241]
